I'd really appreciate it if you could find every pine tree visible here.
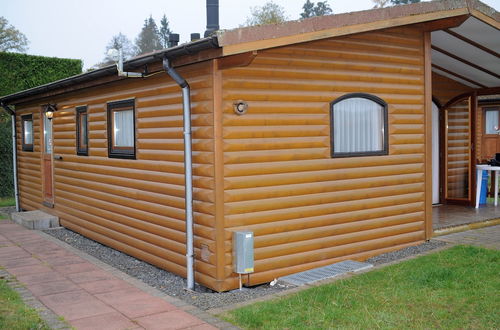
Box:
[390,0,420,4]
[159,14,172,49]
[135,16,162,55]
[301,0,315,18]
[300,1,332,19]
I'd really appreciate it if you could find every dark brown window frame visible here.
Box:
[21,114,34,152]
[483,107,500,135]
[107,99,136,159]
[76,106,88,156]
[330,93,389,158]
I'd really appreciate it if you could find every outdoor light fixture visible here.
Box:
[44,104,57,120]
[233,100,248,115]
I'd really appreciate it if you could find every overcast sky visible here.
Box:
[2,0,499,69]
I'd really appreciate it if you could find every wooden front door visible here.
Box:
[481,107,500,161]
[42,112,54,206]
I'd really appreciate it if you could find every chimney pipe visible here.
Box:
[204,0,219,37]
[168,34,180,48]
[190,33,201,42]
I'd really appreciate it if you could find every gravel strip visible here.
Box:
[43,228,294,310]
[366,240,448,265]
[44,227,448,310]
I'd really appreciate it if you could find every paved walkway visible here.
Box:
[0,221,222,330]
[434,224,500,250]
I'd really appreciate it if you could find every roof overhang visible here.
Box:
[431,16,499,88]
[217,0,499,57]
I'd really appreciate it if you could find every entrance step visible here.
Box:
[11,210,59,230]
[280,260,373,286]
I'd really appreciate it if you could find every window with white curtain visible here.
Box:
[331,94,388,157]
[485,109,499,134]
[107,99,135,159]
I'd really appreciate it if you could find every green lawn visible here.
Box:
[0,197,15,208]
[0,278,49,329]
[223,245,500,329]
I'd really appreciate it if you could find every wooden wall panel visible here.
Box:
[219,27,427,290]
[14,61,219,290]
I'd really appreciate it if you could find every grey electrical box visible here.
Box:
[233,231,254,274]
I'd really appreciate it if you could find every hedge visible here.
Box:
[0,52,82,197]
[0,115,13,198]
[0,52,82,97]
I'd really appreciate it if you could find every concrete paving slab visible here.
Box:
[136,310,205,330]
[0,220,228,329]
[69,311,139,330]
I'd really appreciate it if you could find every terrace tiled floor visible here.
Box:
[432,203,500,230]
[0,220,222,330]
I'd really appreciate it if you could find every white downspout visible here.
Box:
[162,57,195,291]
[1,103,20,212]
[11,113,19,212]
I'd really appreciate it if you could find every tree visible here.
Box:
[300,1,332,18]
[390,0,420,4]
[0,17,28,52]
[244,1,288,26]
[158,15,172,49]
[372,0,391,8]
[101,33,135,66]
[135,15,162,55]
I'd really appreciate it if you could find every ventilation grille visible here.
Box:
[280,260,372,286]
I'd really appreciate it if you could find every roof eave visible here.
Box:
[218,0,498,56]
[0,36,219,107]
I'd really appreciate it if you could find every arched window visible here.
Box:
[331,93,388,157]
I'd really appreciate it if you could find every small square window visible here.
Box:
[21,114,33,152]
[76,106,88,155]
[107,99,135,159]
[485,109,499,135]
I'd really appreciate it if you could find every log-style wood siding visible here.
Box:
[218,27,428,289]
[14,25,433,292]
[15,61,221,289]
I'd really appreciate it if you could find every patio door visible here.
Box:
[42,110,54,207]
[443,95,475,205]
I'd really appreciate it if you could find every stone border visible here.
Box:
[36,229,238,330]
[433,218,500,237]
[0,268,71,329]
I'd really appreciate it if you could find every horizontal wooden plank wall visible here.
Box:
[14,61,220,289]
[16,110,43,210]
[219,27,427,289]
[432,72,473,107]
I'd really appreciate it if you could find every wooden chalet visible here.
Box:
[1,0,498,291]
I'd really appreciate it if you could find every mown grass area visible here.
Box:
[0,278,49,329]
[224,245,500,329]
[0,197,15,207]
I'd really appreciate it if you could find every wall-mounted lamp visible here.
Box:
[44,104,57,120]
[233,100,248,115]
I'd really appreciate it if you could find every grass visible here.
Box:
[223,245,500,329]
[0,197,15,208]
[0,278,50,329]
